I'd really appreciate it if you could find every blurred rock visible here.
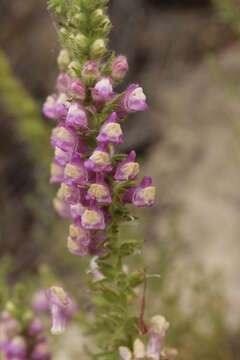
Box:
[145,44,240,328]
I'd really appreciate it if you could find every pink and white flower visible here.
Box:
[111,55,128,81]
[97,112,123,144]
[114,150,139,181]
[91,77,114,104]
[43,94,57,120]
[121,84,148,114]
[46,287,73,335]
[84,144,112,173]
[66,102,88,130]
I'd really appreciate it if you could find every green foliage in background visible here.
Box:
[213,0,240,34]
[0,50,51,171]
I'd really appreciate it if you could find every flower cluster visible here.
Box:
[119,316,177,360]
[43,55,155,256]
[0,301,51,360]
[43,55,155,260]
[43,0,172,357]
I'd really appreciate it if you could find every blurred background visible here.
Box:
[0,0,240,358]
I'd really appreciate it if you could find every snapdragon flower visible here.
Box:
[46,287,73,335]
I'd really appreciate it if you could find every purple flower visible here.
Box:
[70,202,85,221]
[88,232,107,257]
[46,287,72,335]
[32,342,51,360]
[67,223,90,257]
[121,84,148,114]
[50,162,65,183]
[114,150,139,181]
[91,77,114,104]
[64,157,88,186]
[111,55,128,81]
[69,224,90,246]
[56,73,70,93]
[6,336,26,358]
[50,127,59,149]
[53,197,70,219]
[66,102,88,130]
[97,112,123,144]
[86,174,111,204]
[54,146,70,167]
[43,95,57,120]
[55,93,71,120]
[69,79,86,101]
[55,126,77,152]
[32,291,49,313]
[84,144,112,173]
[58,183,80,204]
[133,339,146,359]
[82,61,100,83]
[90,257,105,282]
[81,206,105,230]
[119,346,132,360]
[132,176,156,207]
[146,316,169,360]
[29,318,44,337]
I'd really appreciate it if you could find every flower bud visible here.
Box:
[119,346,132,360]
[82,61,100,83]
[111,55,129,81]
[56,73,70,93]
[69,79,86,101]
[91,8,105,25]
[57,49,70,70]
[68,61,80,78]
[91,77,113,104]
[72,12,87,28]
[101,17,112,35]
[133,339,145,359]
[59,27,68,41]
[75,33,88,52]
[91,39,107,58]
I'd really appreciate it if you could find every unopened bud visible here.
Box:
[72,13,87,28]
[91,39,107,58]
[133,339,145,359]
[75,33,88,52]
[57,49,70,70]
[82,61,100,84]
[59,27,68,41]
[101,17,111,34]
[68,61,80,78]
[91,8,104,25]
